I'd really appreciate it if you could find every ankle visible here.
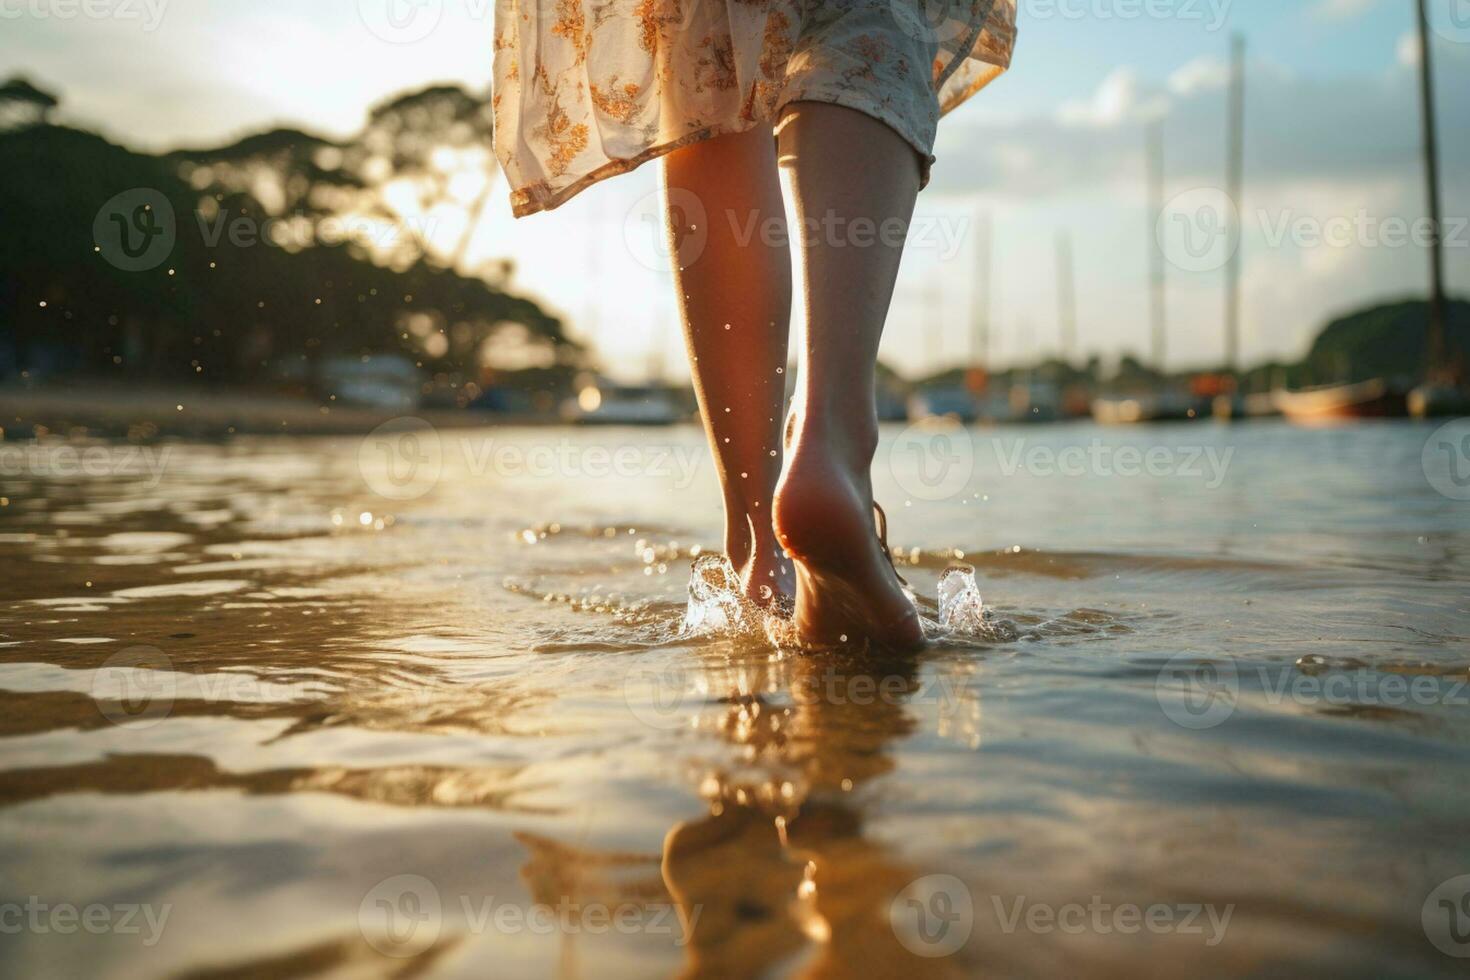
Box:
[790,404,879,472]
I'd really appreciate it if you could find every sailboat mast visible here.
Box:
[1057,230,1077,361]
[1225,34,1246,375]
[972,213,992,369]
[1415,0,1449,378]
[928,268,944,374]
[1148,121,1167,372]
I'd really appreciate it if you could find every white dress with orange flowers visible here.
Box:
[494,0,1016,217]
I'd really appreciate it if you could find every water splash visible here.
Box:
[936,566,991,636]
[680,554,749,636]
[681,554,997,646]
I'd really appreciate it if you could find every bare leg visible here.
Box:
[772,102,926,650]
[664,127,794,605]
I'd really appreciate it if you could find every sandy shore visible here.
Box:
[0,382,554,439]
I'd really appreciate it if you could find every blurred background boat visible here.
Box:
[319,353,421,411]
[1271,378,1408,424]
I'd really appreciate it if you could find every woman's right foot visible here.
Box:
[772,434,925,651]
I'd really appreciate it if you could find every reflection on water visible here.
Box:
[1,422,1468,978]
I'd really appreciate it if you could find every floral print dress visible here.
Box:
[494,1,1017,217]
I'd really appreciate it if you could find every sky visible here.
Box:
[5,0,1469,379]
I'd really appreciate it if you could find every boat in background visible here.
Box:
[320,354,421,411]
[1091,389,1202,425]
[908,384,978,424]
[561,381,686,426]
[1005,381,1064,423]
[1241,391,1282,419]
[1272,379,1408,425]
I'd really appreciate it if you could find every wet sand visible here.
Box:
[1,421,1468,978]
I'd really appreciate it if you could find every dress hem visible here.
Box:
[508,8,1011,220]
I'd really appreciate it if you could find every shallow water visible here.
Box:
[1,420,1468,978]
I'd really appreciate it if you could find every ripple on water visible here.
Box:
[111,580,251,600]
[98,532,194,551]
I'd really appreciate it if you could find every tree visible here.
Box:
[0,76,59,130]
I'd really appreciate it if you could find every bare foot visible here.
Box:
[773,439,925,650]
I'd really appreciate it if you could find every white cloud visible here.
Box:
[1168,56,1232,97]
[1056,69,1168,128]
[1310,0,1381,21]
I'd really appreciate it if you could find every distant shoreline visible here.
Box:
[0,382,568,439]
